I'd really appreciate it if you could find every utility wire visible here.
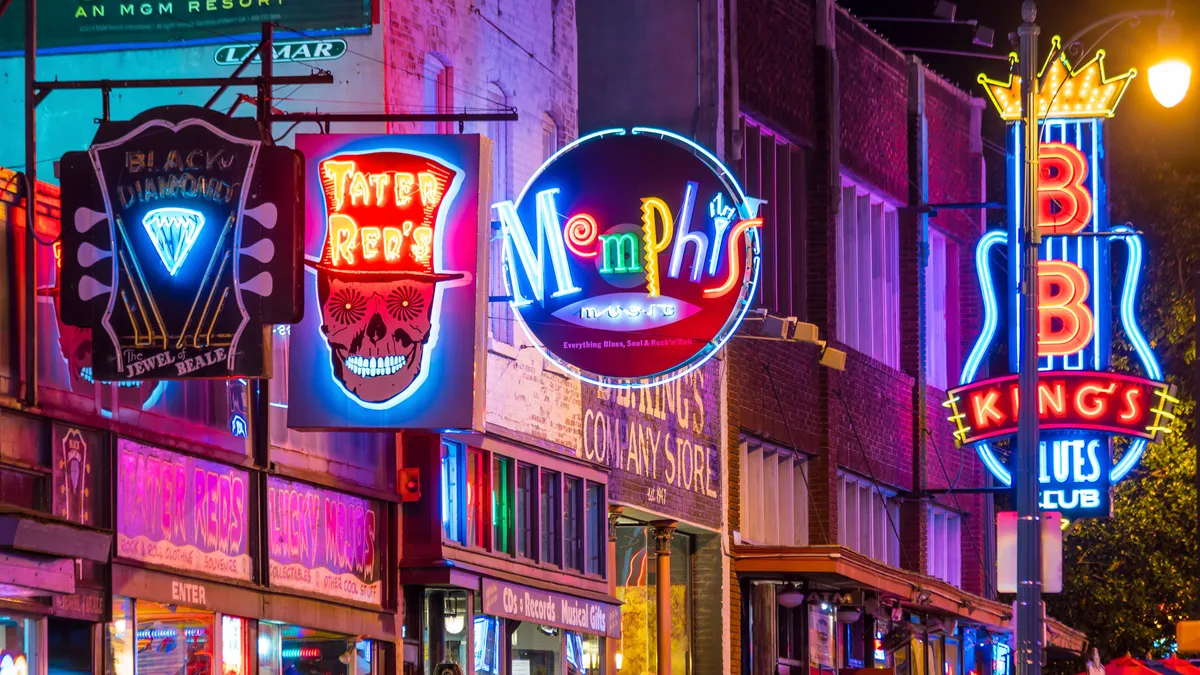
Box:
[926,427,994,597]
[764,360,833,546]
[831,386,914,571]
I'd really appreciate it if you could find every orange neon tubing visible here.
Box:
[703,218,762,297]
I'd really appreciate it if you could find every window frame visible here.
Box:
[927,504,963,587]
[837,471,900,566]
[739,437,810,547]
[836,176,901,367]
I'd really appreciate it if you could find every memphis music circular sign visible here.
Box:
[496,128,763,387]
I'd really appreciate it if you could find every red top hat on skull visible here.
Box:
[308,150,465,282]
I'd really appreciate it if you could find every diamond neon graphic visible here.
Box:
[141,207,207,276]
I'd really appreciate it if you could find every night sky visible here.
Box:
[839,0,1200,171]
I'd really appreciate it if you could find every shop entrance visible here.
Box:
[49,618,92,675]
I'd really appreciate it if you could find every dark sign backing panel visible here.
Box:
[0,0,370,57]
[60,105,304,380]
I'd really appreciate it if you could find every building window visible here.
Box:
[465,447,486,548]
[585,482,605,575]
[564,476,584,572]
[516,463,536,559]
[441,440,463,543]
[836,179,899,367]
[925,228,959,390]
[539,470,561,566]
[739,438,809,546]
[493,456,513,554]
[542,113,559,160]
[423,54,454,134]
[927,505,962,587]
[739,117,808,318]
[837,472,900,566]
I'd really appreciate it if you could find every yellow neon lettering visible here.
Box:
[383,227,404,262]
[368,173,391,207]
[641,197,674,297]
[330,214,358,267]
[349,172,371,207]
[411,226,433,263]
[418,173,438,207]
[361,227,382,260]
[394,173,414,207]
[321,160,355,212]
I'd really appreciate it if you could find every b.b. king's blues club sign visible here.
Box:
[944,39,1178,518]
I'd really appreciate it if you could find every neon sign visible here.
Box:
[953,43,1178,518]
[59,105,304,380]
[288,134,488,431]
[497,128,763,387]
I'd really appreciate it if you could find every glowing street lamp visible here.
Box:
[1148,15,1191,108]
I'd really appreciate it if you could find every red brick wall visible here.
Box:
[836,9,908,203]
[737,0,817,144]
[726,2,993,626]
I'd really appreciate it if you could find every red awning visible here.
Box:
[1158,658,1200,675]
[1106,656,1162,675]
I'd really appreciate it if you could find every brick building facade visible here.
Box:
[724,1,1084,674]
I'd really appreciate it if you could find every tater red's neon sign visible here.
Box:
[946,371,1175,446]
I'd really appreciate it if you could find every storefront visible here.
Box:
[580,358,725,675]
[109,437,397,675]
[399,432,619,675]
[734,551,1085,675]
[0,415,112,675]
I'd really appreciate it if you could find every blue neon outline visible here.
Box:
[960,231,1008,385]
[307,146,466,411]
[960,230,1013,486]
[500,126,762,390]
[1109,225,1161,482]
[141,207,206,276]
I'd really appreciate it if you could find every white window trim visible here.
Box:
[837,471,900,567]
[836,176,901,368]
[739,439,810,547]
[927,504,963,587]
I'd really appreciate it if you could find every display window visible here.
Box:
[258,623,374,675]
[511,622,561,675]
[423,590,469,674]
[472,616,501,675]
[614,524,692,675]
[107,597,252,675]
[565,631,601,675]
[0,615,38,675]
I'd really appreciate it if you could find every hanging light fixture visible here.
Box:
[1148,10,1192,108]
[777,583,806,608]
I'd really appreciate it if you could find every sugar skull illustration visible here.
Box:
[309,151,465,404]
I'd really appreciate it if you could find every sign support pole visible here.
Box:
[1015,4,1043,675]
[23,0,37,407]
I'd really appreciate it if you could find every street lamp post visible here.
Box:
[1015,6,1043,675]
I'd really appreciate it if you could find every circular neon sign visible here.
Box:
[497,128,762,387]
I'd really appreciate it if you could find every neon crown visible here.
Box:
[978,36,1136,121]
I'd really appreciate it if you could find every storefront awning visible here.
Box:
[0,511,112,598]
[0,513,112,562]
[734,544,1086,653]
